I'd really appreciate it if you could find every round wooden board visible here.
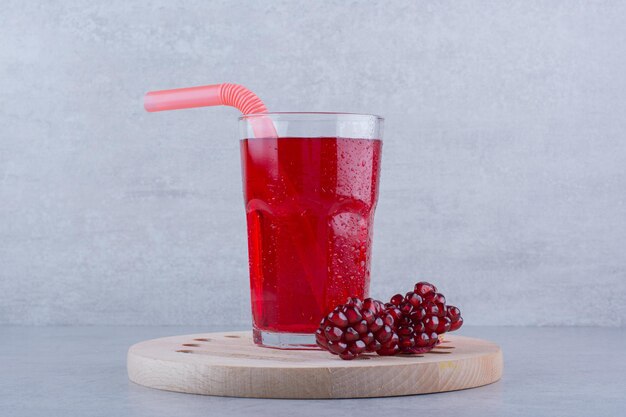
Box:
[127,331,502,399]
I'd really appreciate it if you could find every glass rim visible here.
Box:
[238,111,384,122]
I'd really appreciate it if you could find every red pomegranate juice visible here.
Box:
[241,137,382,334]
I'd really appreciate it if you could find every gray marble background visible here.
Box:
[1,1,625,326]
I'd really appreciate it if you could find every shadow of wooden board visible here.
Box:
[127,331,502,399]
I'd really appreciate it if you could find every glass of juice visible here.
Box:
[240,113,383,348]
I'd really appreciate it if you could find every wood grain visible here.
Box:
[127,331,502,399]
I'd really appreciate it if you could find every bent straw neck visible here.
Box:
[144,83,277,138]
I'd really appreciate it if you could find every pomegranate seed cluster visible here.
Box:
[315,282,463,360]
[315,297,396,360]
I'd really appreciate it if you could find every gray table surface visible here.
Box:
[1,326,624,417]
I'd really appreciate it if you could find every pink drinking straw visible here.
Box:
[144,83,276,137]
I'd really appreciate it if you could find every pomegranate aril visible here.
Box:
[386,307,402,321]
[409,308,425,321]
[415,332,439,352]
[328,341,348,354]
[367,340,382,352]
[328,311,348,327]
[413,321,426,333]
[447,305,461,321]
[362,309,375,325]
[375,325,394,343]
[363,298,383,314]
[344,306,363,324]
[390,293,404,306]
[324,326,343,342]
[436,316,451,333]
[344,327,359,342]
[424,302,439,317]
[423,292,436,301]
[353,320,368,334]
[346,297,363,309]
[405,292,423,307]
[377,334,399,356]
[361,332,374,346]
[415,332,430,347]
[425,315,439,332]
[446,304,463,332]
[397,326,413,336]
[433,293,446,305]
[349,340,367,355]
[400,302,413,314]
[399,336,415,349]
[369,317,384,333]
[362,298,375,310]
[316,329,329,349]
[339,351,356,360]
[414,282,437,297]
[450,316,463,331]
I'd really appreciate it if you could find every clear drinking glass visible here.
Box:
[240,113,383,348]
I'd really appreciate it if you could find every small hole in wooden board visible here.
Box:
[193,338,211,342]
[182,343,200,347]
[176,350,193,353]
[224,335,240,338]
